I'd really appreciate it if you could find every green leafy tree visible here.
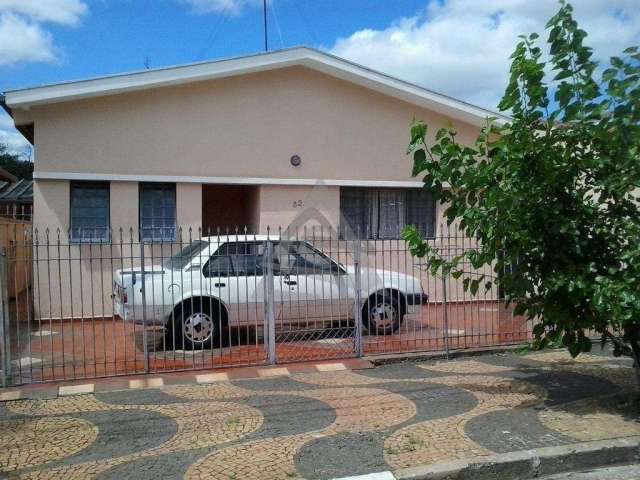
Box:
[0,143,33,180]
[404,2,640,383]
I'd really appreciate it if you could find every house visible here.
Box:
[1,47,508,320]
[0,166,33,219]
[2,47,506,240]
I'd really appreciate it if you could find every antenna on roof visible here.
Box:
[263,0,268,52]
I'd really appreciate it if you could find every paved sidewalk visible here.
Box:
[1,349,638,479]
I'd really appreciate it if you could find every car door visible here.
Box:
[202,241,274,332]
[274,241,352,328]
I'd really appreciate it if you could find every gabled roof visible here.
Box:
[3,47,508,129]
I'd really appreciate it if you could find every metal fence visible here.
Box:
[0,223,533,386]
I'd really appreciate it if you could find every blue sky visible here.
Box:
[1,0,639,158]
[1,0,430,90]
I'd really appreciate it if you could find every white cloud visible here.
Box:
[0,0,87,26]
[0,1,86,154]
[181,0,262,16]
[0,112,31,159]
[330,0,640,110]
[0,0,88,67]
[0,14,57,66]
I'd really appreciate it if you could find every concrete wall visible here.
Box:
[257,185,340,235]
[28,66,480,182]
[31,180,203,319]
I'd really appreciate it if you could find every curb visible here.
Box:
[0,358,374,401]
[393,436,640,480]
[364,344,526,366]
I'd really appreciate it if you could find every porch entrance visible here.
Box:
[202,185,259,234]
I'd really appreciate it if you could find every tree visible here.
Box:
[403,1,640,383]
[0,143,33,180]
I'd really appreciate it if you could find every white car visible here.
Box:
[114,236,427,349]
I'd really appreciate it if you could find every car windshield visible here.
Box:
[163,240,208,270]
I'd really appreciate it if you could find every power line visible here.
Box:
[270,0,284,49]
[263,0,268,52]
[195,5,229,61]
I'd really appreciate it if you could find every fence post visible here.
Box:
[441,273,450,360]
[263,240,276,365]
[140,242,149,373]
[0,248,10,387]
[353,238,363,357]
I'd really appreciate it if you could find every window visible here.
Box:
[339,187,436,240]
[203,242,273,278]
[275,241,343,275]
[163,240,208,270]
[70,181,110,243]
[139,183,176,242]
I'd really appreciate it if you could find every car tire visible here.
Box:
[362,291,402,335]
[169,299,220,351]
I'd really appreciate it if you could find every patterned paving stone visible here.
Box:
[523,371,621,406]
[357,362,446,380]
[243,394,335,439]
[299,387,416,434]
[231,375,320,392]
[0,416,97,472]
[295,431,387,479]
[185,434,309,480]
[45,409,178,466]
[465,408,573,452]
[383,376,544,469]
[6,395,115,416]
[294,370,394,387]
[95,388,185,405]
[377,381,477,424]
[526,350,615,364]
[419,359,513,375]
[95,448,211,480]
[163,382,253,401]
[537,396,640,442]
[1,349,637,480]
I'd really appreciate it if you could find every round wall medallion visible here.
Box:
[290,155,301,167]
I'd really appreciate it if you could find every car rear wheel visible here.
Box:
[362,292,402,335]
[169,301,220,350]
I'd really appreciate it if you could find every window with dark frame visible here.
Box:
[70,181,110,243]
[139,183,177,242]
[339,187,436,240]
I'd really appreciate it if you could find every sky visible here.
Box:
[1,0,639,159]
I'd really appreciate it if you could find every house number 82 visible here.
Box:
[292,200,303,208]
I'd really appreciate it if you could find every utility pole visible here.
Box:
[263,0,268,52]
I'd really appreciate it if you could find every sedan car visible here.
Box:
[114,236,427,350]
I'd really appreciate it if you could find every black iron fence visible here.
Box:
[0,224,532,386]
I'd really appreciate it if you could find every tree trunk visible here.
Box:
[630,338,640,391]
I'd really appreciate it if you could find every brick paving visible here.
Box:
[1,349,638,479]
[8,301,529,384]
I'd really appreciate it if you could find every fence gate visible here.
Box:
[265,233,362,364]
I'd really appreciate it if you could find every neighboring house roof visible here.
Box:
[2,47,509,131]
[0,166,18,183]
[0,179,33,204]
